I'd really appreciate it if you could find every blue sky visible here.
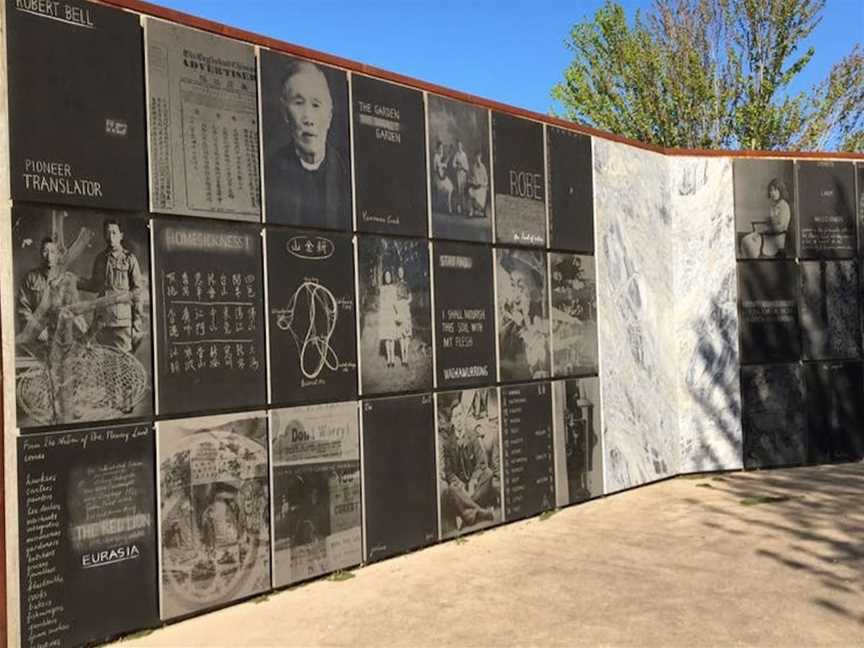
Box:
[157,0,862,117]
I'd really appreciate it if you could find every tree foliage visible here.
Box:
[552,0,863,152]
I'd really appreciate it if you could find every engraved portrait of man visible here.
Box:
[266,59,351,230]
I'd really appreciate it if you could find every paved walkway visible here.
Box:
[113,463,864,647]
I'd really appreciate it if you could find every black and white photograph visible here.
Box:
[267,229,357,405]
[546,127,594,252]
[804,362,864,464]
[432,241,496,389]
[492,112,546,247]
[352,74,427,236]
[6,0,147,210]
[17,425,158,648]
[436,388,502,539]
[799,260,861,360]
[260,51,351,231]
[12,205,152,428]
[158,412,271,619]
[427,94,492,242]
[145,18,260,221]
[271,402,361,587]
[741,364,808,469]
[356,236,432,395]
[362,394,437,563]
[152,219,266,416]
[549,253,598,377]
[734,159,796,259]
[552,378,603,506]
[496,248,550,381]
[500,382,555,522]
[737,260,801,364]
[796,161,857,259]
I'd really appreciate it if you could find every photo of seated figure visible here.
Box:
[437,388,502,538]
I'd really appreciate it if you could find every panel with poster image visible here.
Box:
[361,394,437,563]
[436,388,503,539]
[11,205,153,428]
[157,411,271,620]
[270,402,361,587]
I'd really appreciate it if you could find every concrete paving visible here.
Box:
[111,463,864,647]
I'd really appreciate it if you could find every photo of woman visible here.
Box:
[733,159,796,259]
[357,236,432,394]
[738,178,793,258]
[378,269,400,367]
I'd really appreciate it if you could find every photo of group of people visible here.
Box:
[12,206,152,427]
[427,95,492,242]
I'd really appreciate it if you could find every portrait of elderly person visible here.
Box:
[267,60,350,230]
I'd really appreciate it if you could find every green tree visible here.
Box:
[552,0,863,152]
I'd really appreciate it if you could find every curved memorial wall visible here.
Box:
[0,1,861,647]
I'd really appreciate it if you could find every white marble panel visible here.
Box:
[594,140,679,493]
[670,157,743,472]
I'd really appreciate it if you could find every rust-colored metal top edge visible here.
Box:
[98,0,864,162]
